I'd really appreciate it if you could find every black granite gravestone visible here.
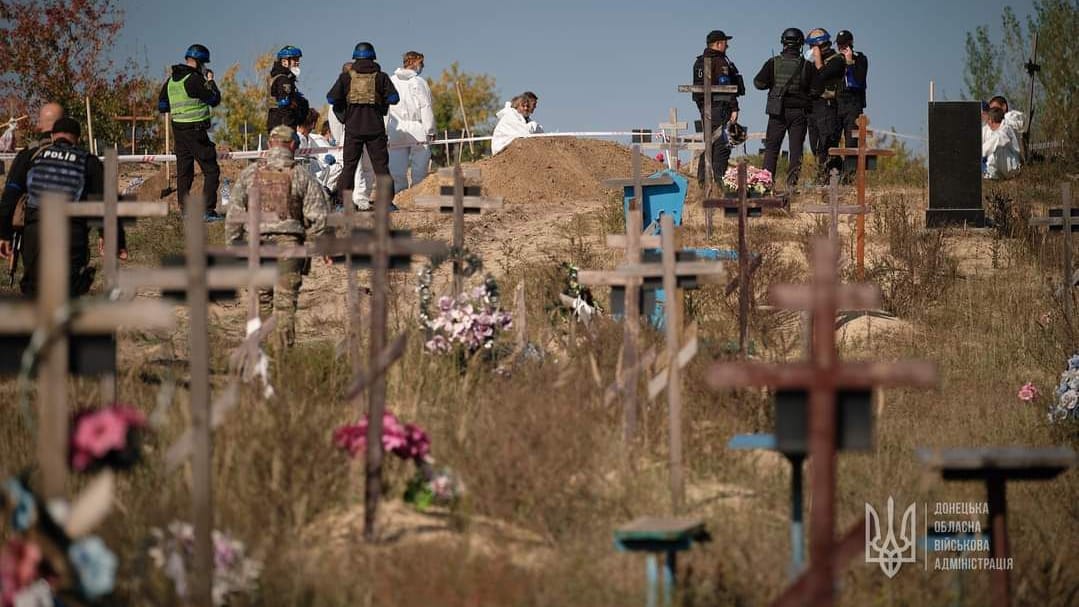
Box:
[926,101,986,227]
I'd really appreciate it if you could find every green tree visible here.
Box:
[0,0,155,148]
[213,50,276,150]
[429,62,499,161]
[963,25,1002,102]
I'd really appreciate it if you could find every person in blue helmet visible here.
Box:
[326,42,399,211]
[267,45,310,131]
[806,28,846,183]
[158,43,223,220]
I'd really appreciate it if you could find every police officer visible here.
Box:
[326,42,399,210]
[693,30,744,187]
[806,28,847,182]
[0,102,64,264]
[0,118,125,297]
[226,125,329,348]
[158,44,223,220]
[267,45,310,132]
[754,28,814,190]
[835,30,868,154]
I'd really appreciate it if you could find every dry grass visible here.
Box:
[1,160,1078,606]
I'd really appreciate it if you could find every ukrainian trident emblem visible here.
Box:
[865,497,917,578]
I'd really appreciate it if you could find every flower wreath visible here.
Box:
[417,246,488,326]
[416,247,512,355]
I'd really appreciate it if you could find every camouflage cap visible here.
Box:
[269,124,297,144]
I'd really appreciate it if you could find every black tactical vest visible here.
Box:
[26,143,88,209]
[773,56,804,93]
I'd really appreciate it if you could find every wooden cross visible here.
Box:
[115,111,155,154]
[706,238,937,607]
[64,148,169,402]
[413,163,503,295]
[327,195,372,368]
[801,169,869,261]
[1029,183,1076,325]
[581,214,726,511]
[313,175,448,542]
[0,193,175,500]
[917,446,1076,607]
[827,114,894,280]
[702,160,787,356]
[641,108,689,171]
[678,59,739,196]
[117,198,276,606]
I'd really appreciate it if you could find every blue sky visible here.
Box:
[117,0,1035,150]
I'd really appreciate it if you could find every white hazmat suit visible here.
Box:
[491,102,543,155]
[982,123,1021,180]
[387,67,436,193]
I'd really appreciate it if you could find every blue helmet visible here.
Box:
[185,44,211,64]
[277,45,303,60]
[806,28,831,47]
[353,42,376,60]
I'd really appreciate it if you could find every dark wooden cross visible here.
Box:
[313,175,447,542]
[115,110,155,154]
[326,194,373,368]
[117,198,276,606]
[706,237,937,607]
[678,59,739,196]
[801,169,869,264]
[827,114,894,280]
[64,148,169,402]
[413,163,503,295]
[1029,183,1076,325]
[581,214,726,512]
[0,193,175,500]
[918,447,1076,607]
[703,160,787,356]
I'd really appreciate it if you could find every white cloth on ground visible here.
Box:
[982,123,1021,179]
[491,102,543,155]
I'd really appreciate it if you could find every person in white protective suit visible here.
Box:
[982,107,1021,180]
[327,82,375,210]
[491,91,543,155]
[989,95,1026,135]
[387,51,436,193]
[295,109,338,193]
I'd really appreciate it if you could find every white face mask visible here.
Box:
[803,47,814,61]
[290,66,301,78]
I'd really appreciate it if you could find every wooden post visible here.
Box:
[827,115,894,280]
[1022,32,1039,159]
[702,59,713,197]
[1029,183,1076,327]
[115,112,154,154]
[84,97,95,155]
[659,214,685,511]
[454,81,475,157]
[38,194,70,500]
[707,238,937,607]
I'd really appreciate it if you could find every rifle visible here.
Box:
[8,232,20,287]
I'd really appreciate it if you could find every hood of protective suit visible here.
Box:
[492,102,542,155]
[387,68,435,143]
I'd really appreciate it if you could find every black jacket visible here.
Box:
[692,48,743,113]
[0,140,117,248]
[266,63,310,131]
[753,49,814,110]
[837,51,869,110]
[810,48,847,101]
[158,64,222,130]
[326,59,399,137]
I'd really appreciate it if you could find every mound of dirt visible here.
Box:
[397,138,667,206]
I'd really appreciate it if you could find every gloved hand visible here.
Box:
[323,154,336,165]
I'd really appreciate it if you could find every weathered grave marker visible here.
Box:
[0,193,174,500]
[641,108,689,171]
[678,59,739,196]
[314,175,448,541]
[802,169,869,266]
[827,114,894,279]
[918,446,1076,607]
[702,160,787,355]
[115,109,154,154]
[707,238,937,607]
[413,162,503,295]
[1029,183,1076,325]
[925,101,986,227]
[614,516,709,607]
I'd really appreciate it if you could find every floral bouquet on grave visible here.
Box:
[421,279,513,356]
[557,262,600,323]
[333,413,465,512]
[1049,354,1079,423]
[722,164,774,197]
[68,403,148,473]
[147,522,262,606]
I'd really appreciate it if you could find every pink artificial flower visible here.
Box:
[392,424,431,461]
[333,413,413,459]
[70,410,129,471]
[1017,382,1039,402]
[0,538,43,607]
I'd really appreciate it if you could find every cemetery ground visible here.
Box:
[1,138,1077,605]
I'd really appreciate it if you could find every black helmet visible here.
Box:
[836,30,854,46]
[353,42,376,60]
[781,28,805,48]
[185,44,211,64]
[727,122,747,147]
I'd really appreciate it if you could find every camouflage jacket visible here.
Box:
[226,147,329,244]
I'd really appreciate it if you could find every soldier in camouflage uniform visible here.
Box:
[226,125,329,347]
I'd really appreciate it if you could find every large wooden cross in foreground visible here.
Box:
[827,114,893,280]
[703,160,786,356]
[413,163,503,295]
[706,238,937,607]
[314,175,447,542]
[1029,182,1076,325]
